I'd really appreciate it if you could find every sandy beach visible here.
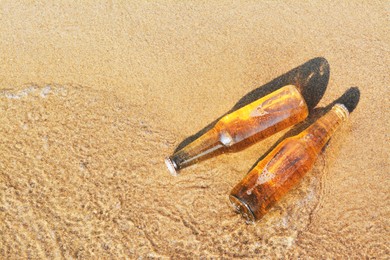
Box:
[0,1,389,258]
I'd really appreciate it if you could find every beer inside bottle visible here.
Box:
[165,85,309,175]
[229,104,349,222]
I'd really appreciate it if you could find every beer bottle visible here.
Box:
[165,85,309,175]
[229,103,349,222]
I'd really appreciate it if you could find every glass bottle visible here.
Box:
[229,103,349,222]
[165,85,309,175]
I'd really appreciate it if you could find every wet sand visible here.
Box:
[0,1,389,258]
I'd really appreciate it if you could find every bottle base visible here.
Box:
[229,194,256,224]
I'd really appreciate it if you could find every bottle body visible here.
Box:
[215,85,308,147]
[230,104,349,222]
[165,85,309,175]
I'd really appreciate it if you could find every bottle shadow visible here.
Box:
[174,57,330,153]
[246,87,361,172]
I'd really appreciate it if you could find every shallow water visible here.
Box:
[1,85,387,258]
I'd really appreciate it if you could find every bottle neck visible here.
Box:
[298,104,349,154]
[166,128,223,175]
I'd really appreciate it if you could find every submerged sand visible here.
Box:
[0,1,389,258]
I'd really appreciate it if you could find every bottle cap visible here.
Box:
[333,103,349,121]
[165,157,178,176]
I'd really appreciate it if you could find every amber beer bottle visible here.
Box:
[229,103,349,222]
[165,85,309,175]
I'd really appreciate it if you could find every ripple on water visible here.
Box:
[0,84,325,258]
